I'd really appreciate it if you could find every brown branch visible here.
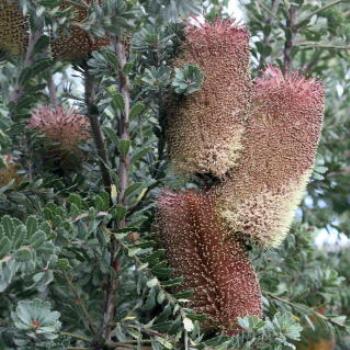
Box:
[84,68,112,193]
[48,75,58,107]
[101,35,131,342]
[283,5,297,73]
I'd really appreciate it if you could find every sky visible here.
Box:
[227,0,245,22]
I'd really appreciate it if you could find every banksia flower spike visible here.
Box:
[214,67,324,247]
[166,20,251,177]
[28,106,91,152]
[0,0,27,56]
[51,0,109,61]
[156,190,262,334]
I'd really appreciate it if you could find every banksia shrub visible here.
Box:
[156,190,262,334]
[0,0,27,56]
[214,67,324,247]
[51,0,109,61]
[166,20,251,177]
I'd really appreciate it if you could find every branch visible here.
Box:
[84,67,113,193]
[48,75,58,107]
[9,29,42,105]
[258,0,281,70]
[101,35,131,342]
[64,273,97,336]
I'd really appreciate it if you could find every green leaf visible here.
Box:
[118,139,131,157]
[30,230,46,249]
[26,216,38,237]
[130,102,145,119]
[113,205,127,222]
[0,236,11,258]
[172,64,204,95]
[107,87,125,111]
[15,247,33,262]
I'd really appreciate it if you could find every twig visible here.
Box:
[84,67,113,193]
[64,273,97,336]
[283,4,297,73]
[266,292,347,328]
[295,42,350,50]
[61,331,91,342]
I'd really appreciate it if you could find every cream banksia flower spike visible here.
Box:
[166,20,251,177]
[28,106,91,152]
[214,66,324,247]
[156,190,262,334]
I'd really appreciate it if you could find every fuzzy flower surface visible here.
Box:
[0,0,27,55]
[156,190,262,334]
[28,106,90,151]
[166,20,251,177]
[215,67,324,247]
[51,0,109,61]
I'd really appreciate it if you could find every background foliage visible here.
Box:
[0,0,350,349]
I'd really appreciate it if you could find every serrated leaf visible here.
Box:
[0,236,11,258]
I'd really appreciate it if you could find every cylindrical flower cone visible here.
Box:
[0,0,27,56]
[51,1,109,61]
[166,20,251,177]
[28,106,91,171]
[28,106,91,151]
[156,190,262,334]
[214,67,324,247]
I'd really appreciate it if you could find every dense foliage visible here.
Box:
[0,0,349,349]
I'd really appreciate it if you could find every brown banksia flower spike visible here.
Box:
[156,190,262,334]
[0,0,28,56]
[51,0,109,61]
[28,106,91,151]
[214,66,324,247]
[166,20,251,177]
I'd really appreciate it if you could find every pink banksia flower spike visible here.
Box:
[28,106,91,151]
[214,66,324,247]
[156,190,262,334]
[166,19,252,177]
